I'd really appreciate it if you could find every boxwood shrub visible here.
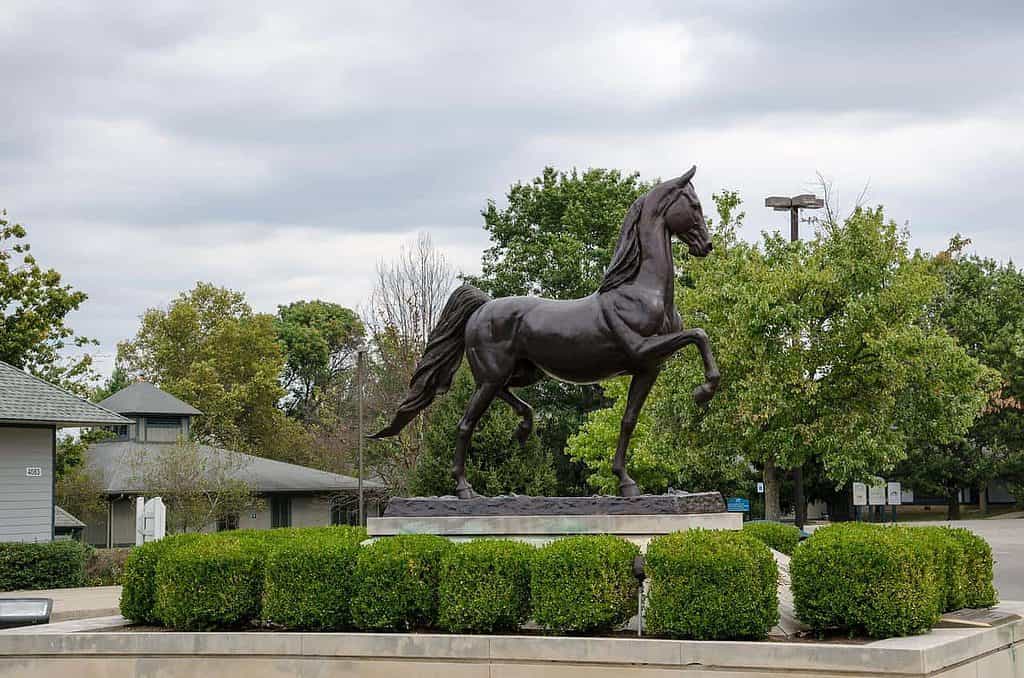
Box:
[0,540,89,592]
[645,529,779,639]
[438,539,533,633]
[790,523,944,638]
[531,535,639,635]
[154,539,263,630]
[262,527,366,630]
[742,521,801,556]
[905,527,969,612]
[350,534,453,631]
[120,533,201,624]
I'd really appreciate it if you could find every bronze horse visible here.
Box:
[371,167,719,498]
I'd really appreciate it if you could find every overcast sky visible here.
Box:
[2,1,1022,376]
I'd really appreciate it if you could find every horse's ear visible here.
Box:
[677,165,696,186]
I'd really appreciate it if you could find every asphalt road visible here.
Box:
[932,518,1024,602]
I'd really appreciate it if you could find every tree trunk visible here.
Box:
[792,465,806,528]
[947,490,962,521]
[764,459,782,521]
[978,483,988,515]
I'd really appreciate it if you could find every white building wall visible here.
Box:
[0,427,54,543]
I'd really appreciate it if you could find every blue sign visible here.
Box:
[727,497,750,513]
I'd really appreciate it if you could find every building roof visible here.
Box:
[96,381,203,416]
[54,506,86,529]
[86,440,384,494]
[0,361,131,427]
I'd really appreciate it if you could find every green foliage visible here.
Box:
[905,527,969,612]
[530,535,639,635]
[350,535,453,631]
[275,299,364,423]
[743,521,802,556]
[946,527,997,608]
[0,541,89,592]
[790,524,944,638]
[154,540,263,630]
[120,534,201,624]
[0,210,96,390]
[645,530,778,639]
[570,201,992,504]
[438,539,534,634]
[262,527,366,630]
[117,282,308,460]
[412,365,558,497]
[85,548,131,587]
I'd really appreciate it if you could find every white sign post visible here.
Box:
[887,481,902,522]
[852,482,868,506]
[135,497,167,545]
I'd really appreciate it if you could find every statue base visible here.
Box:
[366,492,740,549]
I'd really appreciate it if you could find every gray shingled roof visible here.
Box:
[54,506,86,528]
[0,361,131,426]
[86,441,384,494]
[96,382,202,416]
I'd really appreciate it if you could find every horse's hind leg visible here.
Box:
[452,381,501,499]
[498,388,534,447]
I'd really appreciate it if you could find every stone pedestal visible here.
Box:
[366,493,741,550]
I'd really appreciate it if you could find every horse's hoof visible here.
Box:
[693,383,716,406]
[619,480,641,497]
[455,484,478,500]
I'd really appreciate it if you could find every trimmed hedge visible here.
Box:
[646,530,779,640]
[154,539,263,630]
[946,527,997,608]
[438,539,534,633]
[531,535,639,635]
[262,527,366,630]
[0,541,89,592]
[791,523,944,638]
[350,534,453,631]
[742,521,801,556]
[120,533,201,624]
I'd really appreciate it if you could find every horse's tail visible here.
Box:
[368,284,491,439]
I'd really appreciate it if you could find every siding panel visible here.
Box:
[0,427,53,542]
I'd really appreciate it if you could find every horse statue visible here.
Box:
[371,166,720,498]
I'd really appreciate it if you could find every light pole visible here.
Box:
[357,346,366,526]
[764,193,824,530]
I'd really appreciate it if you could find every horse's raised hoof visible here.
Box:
[693,382,716,407]
[514,421,531,448]
[619,480,641,497]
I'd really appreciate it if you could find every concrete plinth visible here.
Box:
[366,511,741,549]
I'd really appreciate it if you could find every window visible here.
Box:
[216,514,239,532]
[271,496,292,528]
[330,502,357,526]
[146,417,182,428]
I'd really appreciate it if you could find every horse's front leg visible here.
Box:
[612,370,659,497]
[688,327,721,406]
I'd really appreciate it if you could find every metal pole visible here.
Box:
[790,206,800,242]
[790,205,806,530]
[357,348,365,527]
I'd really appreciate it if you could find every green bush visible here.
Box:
[742,521,801,556]
[262,526,366,630]
[351,534,453,631]
[438,539,533,633]
[946,528,997,608]
[531,535,639,635]
[645,530,779,639]
[120,533,200,624]
[86,547,131,586]
[791,523,944,638]
[905,527,969,612]
[0,541,89,592]
[154,539,263,630]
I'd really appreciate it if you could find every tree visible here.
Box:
[126,439,262,534]
[117,282,308,460]
[0,210,96,391]
[409,366,558,497]
[898,239,1024,518]
[466,168,655,494]
[568,198,992,518]
[91,367,131,403]
[362,233,457,494]
[275,300,364,424]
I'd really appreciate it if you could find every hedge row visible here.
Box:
[742,521,802,556]
[0,541,90,591]
[791,523,997,638]
[121,528,782,639]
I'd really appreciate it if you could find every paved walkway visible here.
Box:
[0,586,120,622]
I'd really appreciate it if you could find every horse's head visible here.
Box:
[658,166,712,257]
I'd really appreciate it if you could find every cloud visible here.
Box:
[2,0,1023,375]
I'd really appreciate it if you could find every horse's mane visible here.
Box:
[599,185,684,293]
